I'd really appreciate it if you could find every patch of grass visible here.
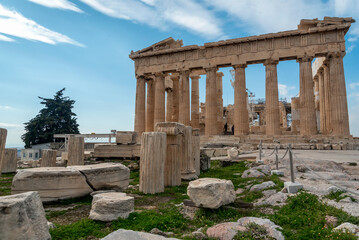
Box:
[0,173,15,196]
[46,210,69,219]
[238,190,264,202]
[50,219,110,240]
[130,169,139,185]
[324,190,347,202]
[52,195,93,206]
[348,162,357,166]
[234,222,275,240]
[271,192,359,240]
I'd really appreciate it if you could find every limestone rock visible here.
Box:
[101,229,179,240]
[0,191,51,240]
[69,163,130,191]
[252,165,271,175]
[200,153,211,171]
[241,169,265,178]
[237,217,284,240]
[116,131,138,145]
[206,222,246,240]
[187,178,236,209]
[89,192,134,221]
[12,167,93,202]
[254,192,288,207]
[333,222,359,236]
[1,148,17,173]
[227,147,239,160]
[263,189,277,198]
[250,181,275,192]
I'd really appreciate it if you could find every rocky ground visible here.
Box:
[1,155,359,240]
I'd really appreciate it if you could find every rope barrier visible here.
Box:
[279,147,289,160]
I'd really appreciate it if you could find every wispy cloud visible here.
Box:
[0,4,84,46]
[0,105,14,110]
[350,82,359,90]
[28,0,83,13]
[0,33,14,42]
[0,122,21,128]
[78,0,223,39]
[278,83,296,100]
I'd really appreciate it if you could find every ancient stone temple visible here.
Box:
[131,17,354,141]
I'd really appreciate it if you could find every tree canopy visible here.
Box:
[22,88,80,148]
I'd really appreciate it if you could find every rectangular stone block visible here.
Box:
[116,131,138,145]
[1,148,17,173]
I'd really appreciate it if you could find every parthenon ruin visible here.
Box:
[131,17,355,142]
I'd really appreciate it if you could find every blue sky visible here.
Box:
[0,0,359,147]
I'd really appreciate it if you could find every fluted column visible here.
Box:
[166,88,173,122]
[318,69,326,134]
[298,56,317,136]
[171,74,180,122]
[216,72,224,134]
[328,52,350,136]
[264,59,281,136]
[314,77,320,131]
[234,64,249,135]
[154,72,165,128]
[179,70,190,125]
[205,67,217,136]
[191,75,200,129]
[291,97,300,133]
[146,79,155,132]
[323,63,332,134]
[134,75,146,136]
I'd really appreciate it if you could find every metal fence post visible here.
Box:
[288,143,295,183]
[259,140,262,160]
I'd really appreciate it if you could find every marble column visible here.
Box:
[291,97,300,133]
[298,56,317,136]
[145,79,155,132]
[166,88,173,122]
[216,72,224,134]
[323,63,332,134]
[205,67,217,136]
[234,64,249,135]
[264,59,281,136]
[328,52,350,136]
[154,72,166,128]
[318,69,327,134]
[191,75,200,129]
[134,75,146,136]
[0,128,7,176]
[179,70,190,126]
[171,74,180,122]
[314,77,320,131]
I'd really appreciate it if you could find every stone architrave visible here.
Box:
[154,73,166,129]
[181,126,198,180]
[328,52,350,136]
[171,74,180,122]
[134,75,146,136]
[1,148,17,173]
[291,97,300,133]
[0,191,51,240]
[0,128,7,176]
[156,122,186,186]
[234,64,249,135]
[67,135,84,166]
[191,75,200,129]
[264,59,281,136]
[146,79,155,132]
[192,128,200,176]
[298,56,317,136]
[139,132,166,194]
[205,67,217,136]
[216,72,224,134]
[40,149,57,167]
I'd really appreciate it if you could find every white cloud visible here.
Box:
[278,83,296,100]
[350,82,359,90]
[0,105,14,110]
[0,4,84,46]
[0,33,14,42]
[28,0,83,13]
[79,0,223,39]
[0,122,21,128]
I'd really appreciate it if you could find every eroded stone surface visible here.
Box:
[102,229,179,240]
[187,178,236,209]
[250,181,275,192]
[206,222,246,240]
[237,217,284,240]
[0,192,51,240]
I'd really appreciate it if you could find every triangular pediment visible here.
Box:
[132,37,183,55]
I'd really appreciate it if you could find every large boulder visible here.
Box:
[12,167,93,202]
[89,192,134,221]
[0,191,51,240]
[68,163,130,191]
[237,217,284,240]
[102,229,179,240]
[187,178,236,209]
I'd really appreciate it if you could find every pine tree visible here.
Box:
[22,88,80,148]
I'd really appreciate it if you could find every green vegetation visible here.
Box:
[0,173,15,196]
[234,223,275,240]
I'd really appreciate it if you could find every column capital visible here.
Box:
[327,51,346,59]
[264,58,279,66]
[190,75,200,80]
[154,72,166,78]
[296,55,314,63]
[233,64,247,69]
[170,73,180,81]
[204,66,218,72]
[216,72,224,77]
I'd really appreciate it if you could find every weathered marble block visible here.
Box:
[0,191,51,240]
[181,126,197,180]
[67,135,84,166]
[12,167,92,202]
[1,148,17,173]
[0,128,7,176]
[40,149,57,167]
[116,131,138,145]
[68,163,130,191]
